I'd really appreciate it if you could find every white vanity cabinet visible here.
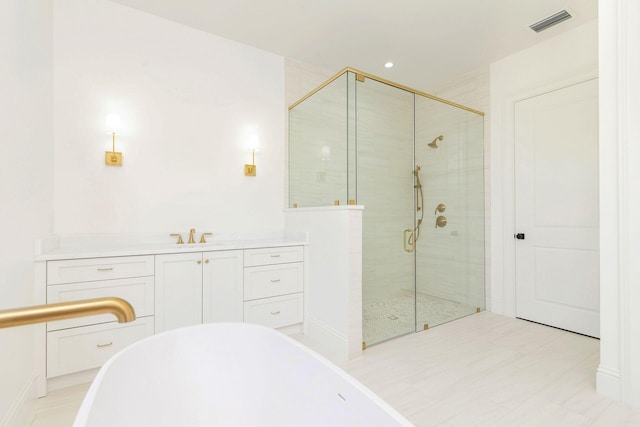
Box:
[36,242,305,395]
[45,256,155,379]
[155,250,244,333]
[243,246,304,329]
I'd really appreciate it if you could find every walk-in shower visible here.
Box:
[289,68,484,347]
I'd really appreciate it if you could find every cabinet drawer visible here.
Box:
[243,246,303,267]
[244,293,303,329]
[244,263,303,301]
[47,256,154,285]
[47,317,154,378]
[46,277,155,331]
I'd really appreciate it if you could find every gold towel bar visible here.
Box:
[0,297,136,329]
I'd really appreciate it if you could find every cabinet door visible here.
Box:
[202,250,243,323]
[155,253,203,333]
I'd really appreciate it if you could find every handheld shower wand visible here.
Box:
[405,166,425,252]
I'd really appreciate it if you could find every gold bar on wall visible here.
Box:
[289,66,485,116]
[0,297,136,329]
[349,199,356,205]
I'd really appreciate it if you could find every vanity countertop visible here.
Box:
[34,231,309,261]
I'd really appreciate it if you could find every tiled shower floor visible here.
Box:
[363,291,479,346]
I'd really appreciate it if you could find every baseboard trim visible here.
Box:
[306,318,348,365]
[597,365,621,401]
[1,375,37,427]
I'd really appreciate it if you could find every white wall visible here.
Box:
[598,0,640,406]
[0,1,54,425]
[285,207,363,363]
[53,0,285,235]
[489,20,598,316]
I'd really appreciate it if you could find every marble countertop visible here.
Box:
[34,231,308,261]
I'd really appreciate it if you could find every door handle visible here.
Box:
[403,228,415,253]
[515,233,525,240]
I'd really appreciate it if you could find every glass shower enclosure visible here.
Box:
[289,69,484,346]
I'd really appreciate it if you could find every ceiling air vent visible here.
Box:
[529,10,572,33]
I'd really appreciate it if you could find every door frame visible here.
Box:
[490,70,598,317]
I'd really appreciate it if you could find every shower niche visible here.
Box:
[289,68,485,346]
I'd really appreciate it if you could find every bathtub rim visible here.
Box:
[73,322,412,426]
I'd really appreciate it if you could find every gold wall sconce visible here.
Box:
[244,134,259,176]
[105,113,122,166]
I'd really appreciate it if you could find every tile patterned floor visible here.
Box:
[26,312,640,427]
[363,291,478,346]
[343,312,640,426]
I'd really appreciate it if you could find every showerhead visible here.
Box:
[427,135,444,149]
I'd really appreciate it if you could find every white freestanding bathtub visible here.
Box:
[74,323,412,426]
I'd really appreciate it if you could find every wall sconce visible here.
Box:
[105,113,122,166]
[244,134,259,176]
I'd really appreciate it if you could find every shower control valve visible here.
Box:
[434,203,446,214]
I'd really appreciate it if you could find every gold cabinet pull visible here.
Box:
[204,259,210,264]
[270,254,281,258]
[270,279,281,283]
[197,260,202,264]
[97,267,113,272]
[270,311,280,315]
[97,342,113,348]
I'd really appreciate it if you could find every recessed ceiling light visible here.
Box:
[384,62,394,68]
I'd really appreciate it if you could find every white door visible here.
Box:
[514,78,599,337]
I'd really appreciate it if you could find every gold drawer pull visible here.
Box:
[97,342,113,348]
[270,311,280,315]
[97,267,114,271]
[270,254,281,258]
[270,279,281,283]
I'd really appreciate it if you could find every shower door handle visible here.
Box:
[403,229,415,253]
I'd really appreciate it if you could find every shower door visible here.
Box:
[357,76,417,346]
[413,97,485,329]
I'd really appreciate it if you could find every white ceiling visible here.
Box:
[109,0,597,92]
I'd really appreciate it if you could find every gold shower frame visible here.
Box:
[289,66,485,116]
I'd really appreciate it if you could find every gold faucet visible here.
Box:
[188,228,196,244]
[199,232,212,243]
[170,233,184,244]
[0,297,136,329]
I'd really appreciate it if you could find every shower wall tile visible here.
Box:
[285,58,336,107]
